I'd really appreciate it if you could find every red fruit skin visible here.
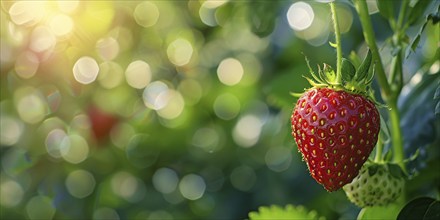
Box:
[88,106,119,143]
[291,88,380,191]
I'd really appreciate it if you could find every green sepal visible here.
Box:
[349,50,361,68]
[290,92,304,98]
[341,58,356,82]
[304,76,326,88]
[388,163,405,179]
[367,163,380,176]
[354,49,372,82]
[364,63,376,85]
[320,64,338,86]
[329,41,337,48]
[402,149,420,164]
[304,56,325,84]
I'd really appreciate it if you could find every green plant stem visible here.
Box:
[330,2,342,84]
[389,52,403,95]
[396,0,409,31]
[389,101,405,167]
[354,0,405,170]
[354,0,391,99]
[389,0,408,96]
[374,138,383,162]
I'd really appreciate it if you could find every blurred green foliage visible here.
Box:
[0,0,439,219]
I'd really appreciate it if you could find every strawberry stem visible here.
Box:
[330,2,342,85]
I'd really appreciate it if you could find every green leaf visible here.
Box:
[436,101,440,116]
[399,67,440,171]
[434,81,440,99]
[354,49,372,82]
[411,35,421,51]
[329,41,337,48]
[397,197,440,220]
[407,0,432,25]
[406,11,435,58]
[341,58,356,82]
[358,203,404,220]
[248,1,280,37]
[376,0,395,20]
[249,205,325,220]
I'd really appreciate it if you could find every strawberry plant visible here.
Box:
[253,0,439,219]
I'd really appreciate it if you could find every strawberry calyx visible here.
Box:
[363,160,406,179]
[293,50,375,99]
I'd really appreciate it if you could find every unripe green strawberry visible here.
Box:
[291,87,380,191]
[343,162,405,207]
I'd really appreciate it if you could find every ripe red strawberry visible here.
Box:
[291,50,380,191]
[88,105,119,143]
[291,88,380,191]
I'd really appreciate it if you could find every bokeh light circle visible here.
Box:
[61,134,89,164]
[49,14,74,37]
[111,171,146,202]
[73,56,100,84]
[179,174,206,200]
[9,1,45,26]
[217,58,244,86]
[152,168,179,194]
[265,146,292,172]
[15,87,47,124]
[25,195,56,220]
[15,51,39,79]
[125,60,152,89]
[45,128,69,158]
[0,180,24,207]
[65,169,96,198]
[143,81,169,110]
[230,165,256,192]
[0,116,23,146]
[156,90,185,120]
[232,115,263,148]
[29,26,56,53]
[134,2,160,28]
[287,2,315,31]
[167,39,193,66]
[98,61,124,89]
[192,127,220,153]
[213,93,241,120]
[96,37,120,61]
